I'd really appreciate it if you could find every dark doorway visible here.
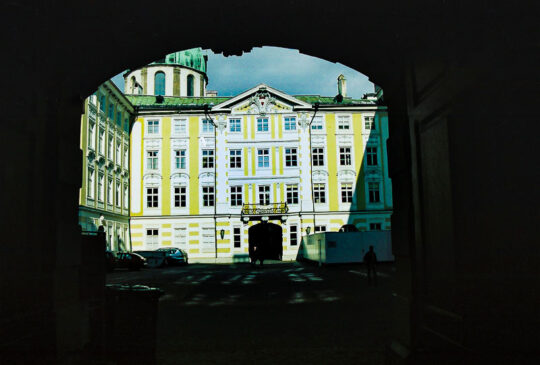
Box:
[248,223,283,261]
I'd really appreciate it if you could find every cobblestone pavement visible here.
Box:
[107,261,396,364]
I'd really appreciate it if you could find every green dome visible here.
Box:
[152,48,207,73]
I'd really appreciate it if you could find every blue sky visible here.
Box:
[111,46,374,99]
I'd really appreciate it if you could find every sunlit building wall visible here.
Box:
[128,82,392,262]
[78,80,134,251]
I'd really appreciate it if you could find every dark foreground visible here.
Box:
[107,261,395,365]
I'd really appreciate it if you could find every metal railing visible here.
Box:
[241,202,289,215]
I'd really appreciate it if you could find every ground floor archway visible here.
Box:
[248,222,283,262]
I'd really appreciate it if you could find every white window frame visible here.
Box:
[201,149,214,169]
[258,185,271,205]
[364,115,376,131]
[284,147,298,167]
[339,147,352,166]
[98,173,104,201]
[147,120,160,135]
[123,184,128,209]
[256,117,269,132]
[230,185,243,207]
[229,118,242,133]
[146,228,159,246]
[173,186,187,207]
[174,226,187,248]
[286,184,299,205]
[366,146,378,166]
[315,225,326,233]
[311,115,324,131]
[108,134,114,160]
[98,128,105,155]
[87,168,95,199]
[201,118,214,134]
[368,182,381,203]
[312,147,325,167]
[146,187,159,208]
[341,183,353,203]
[369,222,382,231]
[116,139,121,163]
[115,179,121,206]
[88,120,96,150]
[107,177,113,204]
[283,116,296,131]
[202,185,215,207]
[233,226,242,248]
[174,149,186,169]
[229,149,242,168]
[257,148,270,168]
[147,150,159,170]
[313,183,326,204]
[290,225,298,246]
[337,115,351,131]
[173,118,187,135]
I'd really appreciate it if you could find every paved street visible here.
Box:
[107,262,395,364]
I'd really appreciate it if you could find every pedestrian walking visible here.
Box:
[363,245,378,286]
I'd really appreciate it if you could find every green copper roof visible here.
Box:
[126,95,231,109]
[126,94,377,110]
[151,48,207,73]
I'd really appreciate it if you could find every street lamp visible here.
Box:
[306,226,311,235]
[204,104,218,259]
[220,229,225,240]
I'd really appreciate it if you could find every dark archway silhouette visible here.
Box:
[248,222,283,261]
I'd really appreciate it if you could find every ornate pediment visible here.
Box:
[143,173,162,186]
[313,169,329,182]
[170,172,190,184]
[171,138,188,149]
[247,87,276,116]
[144,139,160,149]
[337,169,357,181]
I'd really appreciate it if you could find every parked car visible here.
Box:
[339,224,359,232]
[155,247,188,265]
[114,252,147,271]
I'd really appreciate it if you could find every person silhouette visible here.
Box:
[363,245,378,286]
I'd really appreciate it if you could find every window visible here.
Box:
[147,151,158,170]
[123,184,128,209]
[115,180,120,206]
[257,149,269,168]
[313,183,326,203]
[173,119,187,135]
[365,116,376,130]
[174,227,187,247]
[187,74,194,97]
[108,104,114,119]
[284,116,296,131]
[202,186,214,207]
[311,116,323,130]
[230,186,243,206]
[202,119,214,133]
[367,147,378,166]
[229,149,242,168]
[312,147,325,166]
[341,183,353,203]
[175,150,186,169]
[98,174,104,201]
[98,129,105,154]
[146,187,159,208]
[124,118,130,132]
[147,120,159,134]
[286,184,299,204]
[154,71,165,96]
[315,225,326,233]
[229,118,241,133]
[108,135,114,159]
[258,185,270,205]
[124,146,128,167]
[88,121,96,149]
[339,147,352,166]
[116,111,122,126]
[233,227,241,248]
[285,148,298,167]
[368,182,380,203]
[99,95,106,112]
[290,225,298,246]
[202,149,214,168]
[257,117,269,132]
[107,177,113,204]
[116,140,121,163]
[370,223,382,230]
[87,169,95,199]
[146,229,159,246]
[174,187,186,207]
[337,116,350,130]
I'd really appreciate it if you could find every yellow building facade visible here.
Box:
[127,83,392,262]
[79,80,134,251]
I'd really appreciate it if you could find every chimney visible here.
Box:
[337,74,347,97]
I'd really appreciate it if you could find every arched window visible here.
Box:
[187,74,194,97]
[130,76,137,94]
[154,71,165,96]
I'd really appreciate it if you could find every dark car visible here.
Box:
[114,252,147,270]
[155,247,188,265]
[339,224,359,232]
